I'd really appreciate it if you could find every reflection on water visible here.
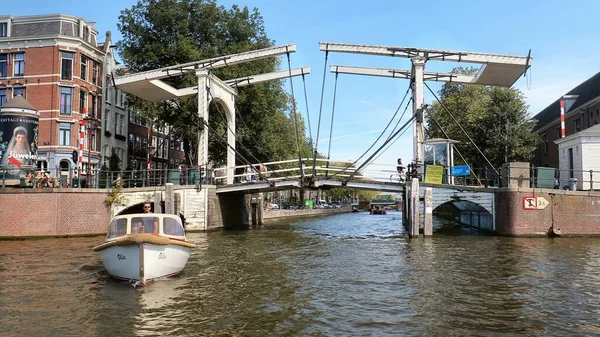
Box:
[1,211,600,336]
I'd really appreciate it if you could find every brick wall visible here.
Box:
[0,190,110,238]
[495,188,600,236]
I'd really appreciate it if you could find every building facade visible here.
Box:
[100,31,127,170]
[532,72,600,168]
[0,14,105,181]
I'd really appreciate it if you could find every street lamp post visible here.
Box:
[83,115,99,188]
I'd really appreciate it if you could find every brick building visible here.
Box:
[0,14,105,181]
[532,72,600,168]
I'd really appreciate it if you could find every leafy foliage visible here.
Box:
[117,0,312,169]
[426,67,539,170]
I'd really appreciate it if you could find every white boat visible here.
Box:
[93,213,196,285]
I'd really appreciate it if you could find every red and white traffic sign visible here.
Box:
[523,196,537,210]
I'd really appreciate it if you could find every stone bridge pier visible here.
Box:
[116,185,256,231]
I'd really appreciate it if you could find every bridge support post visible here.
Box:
[165,183,175,215]
[423,187,433,236]
[153,191,162,213]
[412,57,426,176]
[409,178,420,238]
[250,193,263,225]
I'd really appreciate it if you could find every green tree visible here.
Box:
[117,0,311,169]
[108,148,122,172]
[426,67,539,170]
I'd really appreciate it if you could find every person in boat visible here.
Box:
[139,202,159,233]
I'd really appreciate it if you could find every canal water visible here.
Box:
[1,211,600,336]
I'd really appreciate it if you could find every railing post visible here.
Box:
[590,170,594,190]
[506,163,511,188]
[484,167,489,188]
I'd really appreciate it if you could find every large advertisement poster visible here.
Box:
[0,115,39,179]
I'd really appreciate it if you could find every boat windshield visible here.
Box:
[107,218,128,239]
[131,216,159,234]
[163,217,185,236]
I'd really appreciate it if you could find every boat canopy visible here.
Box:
[106,214,186,240]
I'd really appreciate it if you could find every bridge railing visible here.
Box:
[211,158,401,184]
[0,166,213,190]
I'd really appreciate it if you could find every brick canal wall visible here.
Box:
[495,188,600,236]
[0,189,110,238]
[3,187,600,239]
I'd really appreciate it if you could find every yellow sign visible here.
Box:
[424,165,444,184]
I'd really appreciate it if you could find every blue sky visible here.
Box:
[5,0,600,176]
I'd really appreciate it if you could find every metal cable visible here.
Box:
[345,115,416,182]
[301,72,313,148]
[324,71,339,178]
[326,85,411,180]
[200,118,270,183]
[427,106,482,185]
[312,48,329,177]
[424,82,500,176]
[208,91,283,179]
[385,97,412,142]
[286,50,305,179]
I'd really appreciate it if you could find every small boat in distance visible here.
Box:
[93,213,196,286]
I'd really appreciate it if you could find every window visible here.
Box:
[60,87,72,115]
[113,112,119,135]
[116,89,121,107]
[13,87,25,98]
[91,95,97,118]
[80,55,88,81]
[105,76,112,102]
[107,218,127,239]
[0,54,7,77]
[61,51,74,80]
[575,118,581,132]
[142,138,148,154]
[83,26,89,42]
[0,88,6,106]
[543,134,548,155]
[92,62,98,85]
[79,90,87,114]
[170,134,175,149]
[13,53,24,76]
[119,115,125,135]
[59,123,71,146]
[105,109,111,132]
[135,136,141,155]
[128,134,134,150]
[163,217,185,236]
[91,130,97,151]
[129,111,134,123]
[556,127,562,139]
[0,23,7,37]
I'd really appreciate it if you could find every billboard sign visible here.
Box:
[0,114,40,179]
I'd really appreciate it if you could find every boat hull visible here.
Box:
[99,243,192,284]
